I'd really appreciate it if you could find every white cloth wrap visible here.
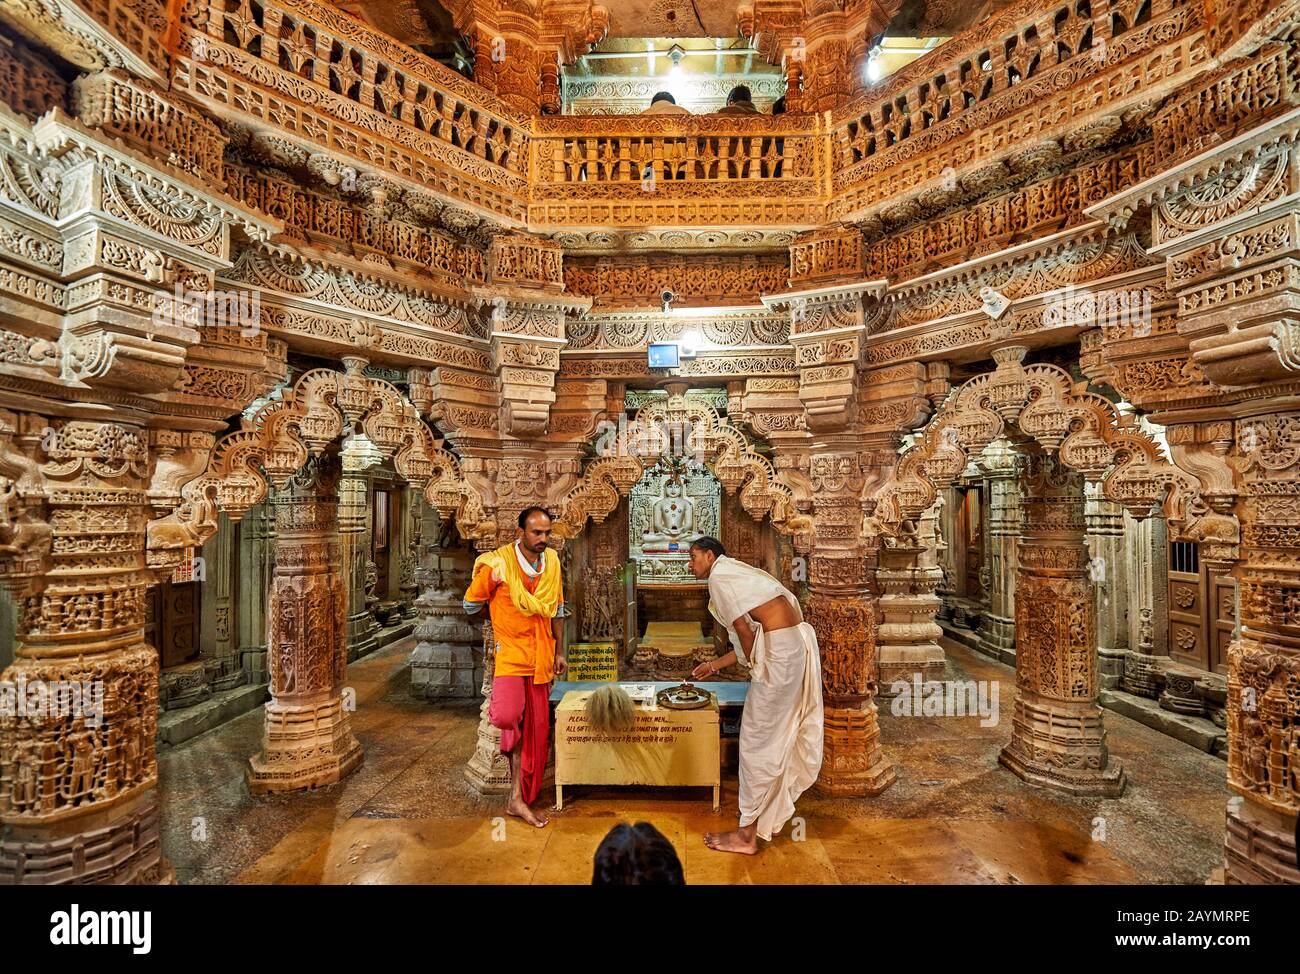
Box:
[706,556,824,840]
[706,556,800,679]
[737,622,824,840]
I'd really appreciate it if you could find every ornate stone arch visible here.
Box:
[146,359,490,562]
[870,345,1240,548]
[551,388,812,542]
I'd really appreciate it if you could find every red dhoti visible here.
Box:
[488,675,550,804]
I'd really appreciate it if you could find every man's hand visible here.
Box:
[691,659,718,681]
[554,655,567,677]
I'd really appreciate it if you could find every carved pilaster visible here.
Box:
[340,434,382,661]
[1085,481,1130,689]
[236,499,275,685]
[1225,413,1300,883]
[0,415,172,884]
[999,453,1125,796]
[764,280,885,434]
[247,453,362,795]
[977,438,1021,664]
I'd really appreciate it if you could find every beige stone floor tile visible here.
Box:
[270,816,553,884]
[947,818,1140,884]
[815,817,1001,885]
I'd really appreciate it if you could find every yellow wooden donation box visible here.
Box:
[554,689,721,810]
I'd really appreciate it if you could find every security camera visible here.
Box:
[661,289,675,313]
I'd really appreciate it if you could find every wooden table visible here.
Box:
[554,689,721,810]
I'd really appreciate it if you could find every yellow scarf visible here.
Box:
[473,542,562,617]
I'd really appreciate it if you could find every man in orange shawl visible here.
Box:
[463,506,567,827]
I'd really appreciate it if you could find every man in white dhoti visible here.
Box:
[687,537,824,854]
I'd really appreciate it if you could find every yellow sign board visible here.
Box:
[565,641,619,682]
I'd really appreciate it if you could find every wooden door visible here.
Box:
[1167,540,1207,670]
[959,486,984,598]
[152,578,201,670]
[1209,572,1234,675]
[372,487,390,600]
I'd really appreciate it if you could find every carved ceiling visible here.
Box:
[883,0,1020,36]
[334,0,472,73]
[597,0,742,37]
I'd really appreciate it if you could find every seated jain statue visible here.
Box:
[641,478,700,551]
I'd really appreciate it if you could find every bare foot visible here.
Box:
[506,798,549,828]
[704,829,758,855]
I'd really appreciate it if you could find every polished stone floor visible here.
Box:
[159,637,1230,884]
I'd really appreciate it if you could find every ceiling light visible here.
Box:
[866,46,883,82]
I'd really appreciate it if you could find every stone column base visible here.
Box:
[347,611,378,662]
[878,652,946,696]
[977,612,1016,665]
[1224,797,1299,884]
[247,699,363,795]
[465,683,511,794]
[999,697,1125,797]
[814,706,896,796]
[1097,646,1126,689]
[0,790,174,884]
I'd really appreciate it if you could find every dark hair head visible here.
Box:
[592,822,684,885]
[771,95,786,115]
[651,91,676,105]
[727,85,752,104]
[517,506,552,530]
[689,536,726,559]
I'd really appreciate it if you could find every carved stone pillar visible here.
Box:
[398,490,422,618]
[1121,510,1169,697]
[340,435,382,661]
[247,453,362,795]
[1085,482,1130,689]
[806,444,894,796]
[236,499,275,686]
[197,511,240,691]
[1225,413,1300,884]
[999,453,1125,796]
[464,621,511,794]
[410,562,478,700]
[977,439,1020,665]
[876,518,945,695]
[0,417,172,883]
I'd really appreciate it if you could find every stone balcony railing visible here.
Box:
[528,113,825,228]
[37,0,1231,238]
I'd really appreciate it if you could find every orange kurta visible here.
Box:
[465,555,564,684]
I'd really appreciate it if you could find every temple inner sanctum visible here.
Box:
[0,0,1297,886]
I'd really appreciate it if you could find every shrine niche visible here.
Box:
[631,456,719,582]
[555,384,801,681]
